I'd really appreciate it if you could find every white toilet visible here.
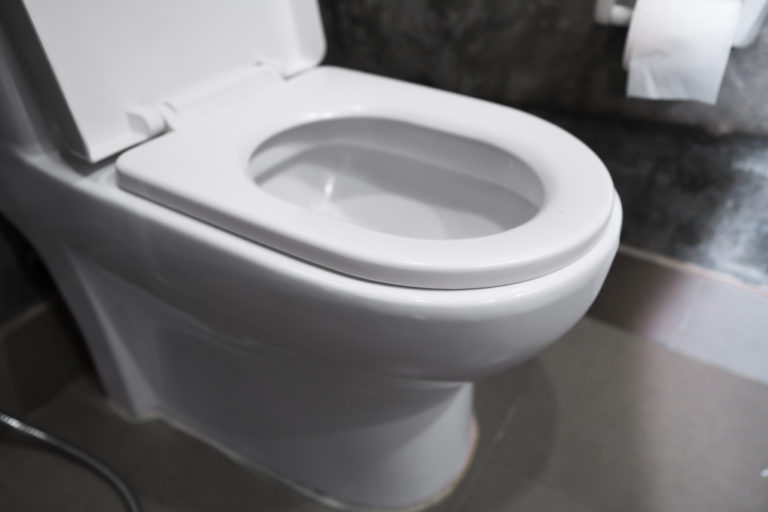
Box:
[0,0,621,509]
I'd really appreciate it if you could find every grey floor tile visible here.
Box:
[126,424,330,512]
[427,365,531,511]
[590,250,768,386]
[0,300,90,416]
[27,380,170,474]
[458,478,597,512]
[5,316,768,512]
[0,432,50,484]
[490,318,768,512]
[667,279,768,385]
[1,447,126,512]
[589,252,705,342]
[0,481,35,512]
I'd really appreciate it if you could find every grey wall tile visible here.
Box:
[319,1,768,289]
[0,301,90,415]
[665,279,768,385]
[591,251,768,385]
[0,216,49,325]
[319,0,768,136]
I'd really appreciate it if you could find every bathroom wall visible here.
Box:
[318,0,768,136]
[318,0,768,289]
[0,216,90,416]
[0,217,47,324]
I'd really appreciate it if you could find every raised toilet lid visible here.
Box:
[13,0,324,162]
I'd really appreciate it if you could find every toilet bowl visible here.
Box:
[0,0,621,510]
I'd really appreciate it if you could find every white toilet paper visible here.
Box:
[624,0,742,104]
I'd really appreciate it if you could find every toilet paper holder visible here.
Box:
[594,0,768,47]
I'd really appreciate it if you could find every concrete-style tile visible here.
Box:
[589,252,705,342]
[668,279,768,385]
[5,316,768,512]
[1,442,126,512]
[591,250,768,386]
[507,318,768,512]
[27,379,169,474]
[458,479,596,512]
[0,299,90,415]
[126,421,330,512]
[429,364,533,511]
[0,480,35,512]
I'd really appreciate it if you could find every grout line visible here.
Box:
[451,400,522,512]
[618,244,768,297]
[0,301,50,339]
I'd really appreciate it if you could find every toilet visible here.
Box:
[0,0,621,510]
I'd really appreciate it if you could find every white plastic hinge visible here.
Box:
[126,62,284,137]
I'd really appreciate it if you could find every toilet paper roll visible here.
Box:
[624,0,742,104]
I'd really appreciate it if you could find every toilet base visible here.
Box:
[271,415,480,512]
[54,254,480,510]
[150,410,479,512]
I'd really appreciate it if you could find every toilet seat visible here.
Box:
[116,67,616,289]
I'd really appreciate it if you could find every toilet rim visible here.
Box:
[117,67,617,290]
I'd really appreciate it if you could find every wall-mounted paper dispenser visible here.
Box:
[595,0,768,48]
[595,0,768,103]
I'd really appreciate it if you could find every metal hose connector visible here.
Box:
[0,410,142,512]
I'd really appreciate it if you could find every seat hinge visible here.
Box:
[126,62,285,138]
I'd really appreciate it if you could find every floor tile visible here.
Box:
[0,480,34,512]
[591,250,768,385]
[27,380,169,474]
[457,479,596,512]
[0,299,90,416]
[128,428,327,512]
[589,251,705,342]
[427,364,531,511]
[1,446,126,512]
[668,278,768,385]
[503,318,768,512]
[4,315,768,512]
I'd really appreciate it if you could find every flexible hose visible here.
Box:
[0,410,142,512]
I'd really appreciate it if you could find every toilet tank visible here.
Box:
[0,0,325,163]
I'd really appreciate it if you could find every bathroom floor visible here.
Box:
[2,252,768,512]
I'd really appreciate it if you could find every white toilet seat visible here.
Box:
[117,67,616,289]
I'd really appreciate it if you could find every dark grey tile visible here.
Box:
[546,113,768,290]
[126,423,330,512]
[477,318,768,512]
[458,479,596,512]
[0,440,126,512]
[0,215,51,325]
[669,278,768,384]
[6,317,768,512]
[591,251,768,385]
[588,252,704,340]
[0,480,35,512]
[0,300,90,416]
[318,1,768,135]
[27,379,169,474]
[0,431,50,485]
[428,364,532,511]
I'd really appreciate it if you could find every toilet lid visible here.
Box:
[14,0,325,163]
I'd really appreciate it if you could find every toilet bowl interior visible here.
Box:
[249,117,545,240]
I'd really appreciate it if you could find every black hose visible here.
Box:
[0,410,142,512]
